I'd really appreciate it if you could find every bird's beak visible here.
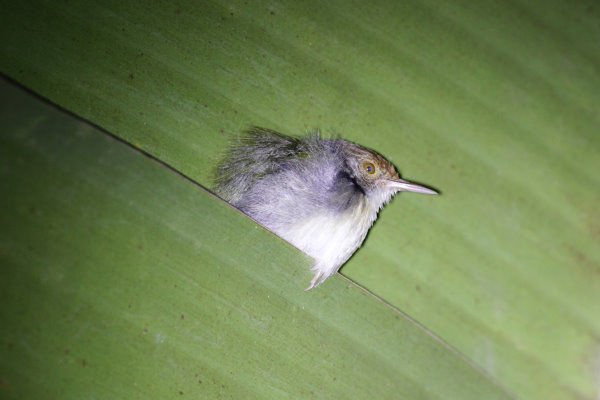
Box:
[386,178,438,195]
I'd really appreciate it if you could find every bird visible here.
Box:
[214,127,437,290]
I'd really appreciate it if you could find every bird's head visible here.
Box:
[343,143,437,208]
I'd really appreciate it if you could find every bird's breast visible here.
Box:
[275,200,379,276]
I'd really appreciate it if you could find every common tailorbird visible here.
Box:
[214,127,437,290]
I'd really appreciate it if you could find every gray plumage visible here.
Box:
[214,127,437,289]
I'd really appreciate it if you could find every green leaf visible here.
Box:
[0,78,510,399]
[1,0,599,399]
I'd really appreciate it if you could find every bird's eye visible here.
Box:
[363,162,376,174]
